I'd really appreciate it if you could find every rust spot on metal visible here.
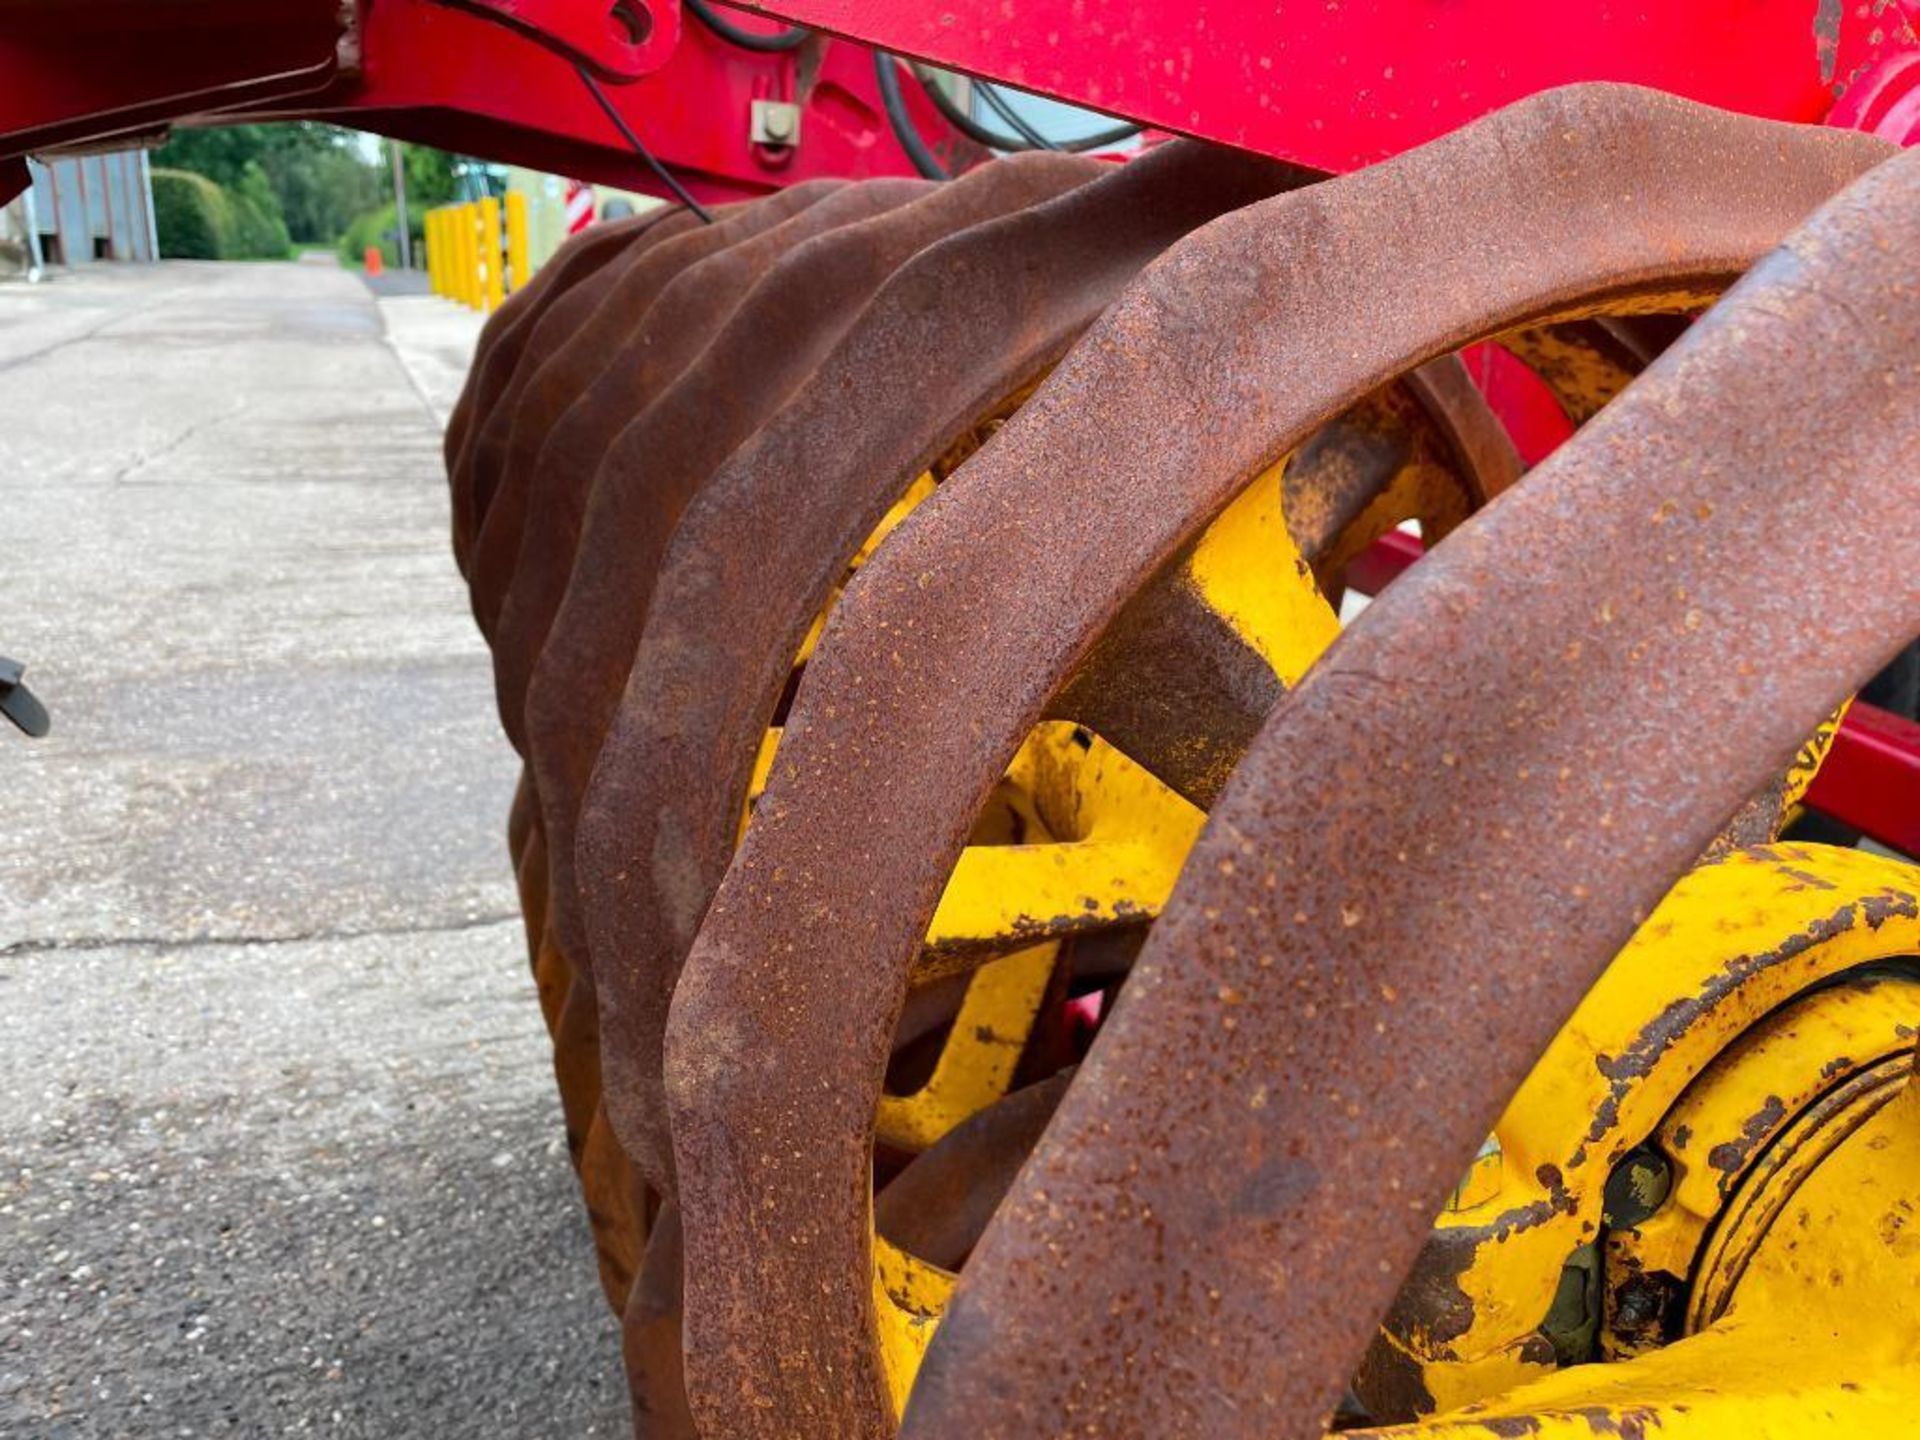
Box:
[1707,1095,1789,1177]
[1575,884,1918,1167]
[1776,862,1841,892]
[1815,0,1844,85]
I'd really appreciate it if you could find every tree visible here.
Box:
[155,123,397,245]
[155,122,466,250]
[152,124,284,189]
[262,138,383,244]
[401,144,462,208]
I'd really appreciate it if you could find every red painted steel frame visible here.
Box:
[739,0,1920,168]
[0,0,962,207]
[1807,702,1920,855]
[278,2,962,204]
[1349,529,1920,855]
[0,2,347,157]
[8,0,1920,212]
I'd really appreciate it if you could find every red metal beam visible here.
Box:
[0,0,958,205]
[734,0,1879,169]
[1345,526,1424,597]
[435,0,684,81]
[332,2,962,200]
[1804,701,1920,854]
[0,3,346,156]
[8,0,1920,210]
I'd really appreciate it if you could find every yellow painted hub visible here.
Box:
[1357,1008,1920,1437]
[1349,844,1920,1435]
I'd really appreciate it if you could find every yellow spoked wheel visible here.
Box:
[765,468,1877,1431]
[718,325,1871,1431]
[729,392,1501,1415]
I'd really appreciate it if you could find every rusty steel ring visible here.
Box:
[660,86,1892,1437]
[472,187,882,1316]
[448,207,674,571]
[452,198,797,1354]
[515,165,1093,1353]
[467,184,845,646]
[519,164,1083,1170]
[490,177,947,744]
[454,206,705,580]
[578,139,1330,1196]
[530,147,1314,1430]
[514,160,1090,956]
[912,136,1920,1440]
[473,165,1132,1426]
[522,158,1103,1061]
[480,189,858,1138]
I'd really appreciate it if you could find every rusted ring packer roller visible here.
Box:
[448,82,1920,1440]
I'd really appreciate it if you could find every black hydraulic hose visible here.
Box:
[685,0,809,52]
[975,79,1060,150]
[909,62,1040,151]
[909,62,1143,155]
[874,52,950,180]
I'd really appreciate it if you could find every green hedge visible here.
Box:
[152,166,291,261]
[338,201,426,269]
[227,164,293,259]
[152,169,226,259]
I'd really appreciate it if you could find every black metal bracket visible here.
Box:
[0,655,51,738]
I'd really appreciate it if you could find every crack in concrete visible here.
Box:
[0,283,190,377]
[0,911,520,958]
[111,399,250,485]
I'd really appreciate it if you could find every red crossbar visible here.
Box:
[1805,701,1920,854]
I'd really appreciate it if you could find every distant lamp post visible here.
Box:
[389,139,412,270]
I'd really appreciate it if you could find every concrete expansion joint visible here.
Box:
[0,912,521,958]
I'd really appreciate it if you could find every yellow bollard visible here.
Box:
[441,206,461,302]
[444,206,461,304]
[459,203,483,311]
[480,196,505,311]
[506,191,531,294]
[426,209,443,296]
[434,209,452,298]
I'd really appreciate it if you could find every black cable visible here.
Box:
[906,63,1142,155]
[575,63,716,223]
[975,79,1060,150]
[1068,124,1145,151]
[873,52,950,180]
[684,0,809,53]
[909,62,1038,151]
[975,75,1144,153]
[1015,90,1144,153]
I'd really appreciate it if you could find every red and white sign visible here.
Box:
[564,180,596,234]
